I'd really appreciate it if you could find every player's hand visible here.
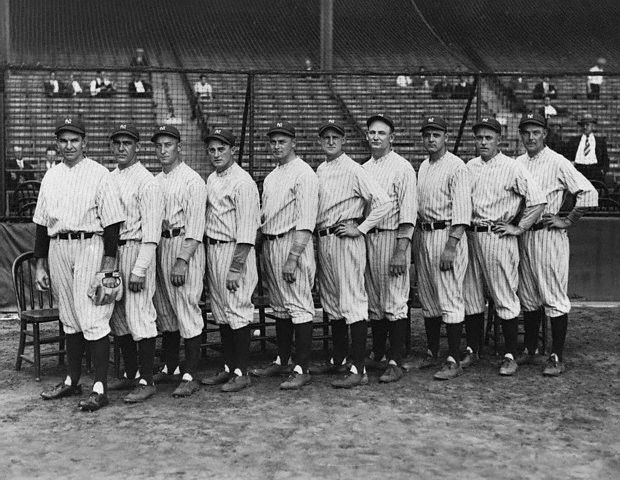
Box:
[35,265,50,291]
[128,273,145,292]
[492,222,523,237]
[389,250,408,276]
[334,223,362,238]
[171,258,188,287]
[226,270,241,292]
[541,213,571,229]
[282,255,299,283]
[439,244,457,271]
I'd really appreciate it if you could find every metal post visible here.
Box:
[476,73,482,120]
[453,74,478,156]
[320,0,334,71]
[238,74,253,166]
[248,75,255,178]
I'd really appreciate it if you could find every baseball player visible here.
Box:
[151,125,206,398]
[199,128,260,393]
[415,116,472,380]
[362,114,417,383]
[313,119,390,388]
[35,117,125,411]
[463,117,546,376]
[516,112,598,376]
[106,123,164,403]
[251,121,319,390]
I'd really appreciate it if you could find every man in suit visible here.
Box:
[564,114,609,183]
[532,77,557,100]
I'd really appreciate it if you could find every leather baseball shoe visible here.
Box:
[419,352,440,370]
[78,392,109,411]
[365,354,387,371]
[516,348,544,366]
[108,377,138,391]
[153,370,180,384]
[124,383,156,403]
[542,354,565,377]
[460,348,479,369]
[250,363,293,377]
[433,361,464,380]
[309,360,349,375]
[41,382,83,400]
[280,372,312,390]
[200,370,233,386]
[172,380,200,397]
[221,374,251,393]
[331,372,369,389]
[379,364,404,383]
[499,356,518,376]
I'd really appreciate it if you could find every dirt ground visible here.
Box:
[0,306,618,480]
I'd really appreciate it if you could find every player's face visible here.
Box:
[474,127,501,161]
[366,120,394,157]
[154,135,181,168]
[519,125,547,156]
[422,128,448,156]
[111,134,139,169]
[207,139,235,172]
[56,131,86,164]
[269,134,296,163]
[319,129,345,161]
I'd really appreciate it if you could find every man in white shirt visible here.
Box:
[194,74,213,100]
[564,114,609,182]
[587,57,605,100]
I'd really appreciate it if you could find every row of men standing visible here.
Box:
[33,110,596,412]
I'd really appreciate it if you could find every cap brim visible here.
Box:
[205,134,234,146]
[519,120,546,129]
[366,115,394,129]
[110,130,139,141]
[151,132,180,142]
[55,125,85,136]
[318,125,345,136]
[472,123,501,133]
[267,128,295,137]
[420,124,447,132]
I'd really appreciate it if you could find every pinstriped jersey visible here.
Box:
[418,151,472,225]
[111,161,164,244]
[33,157,125,236]
[316,153,390,234]
[516,146,598,212]
[467,152,546,225]
[362,150,418,229]
[155,161,206,242]
[261,156,319,235]
[206,162,260,244]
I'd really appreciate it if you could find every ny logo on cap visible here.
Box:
[65,119,72,124]
[527,114,533,118]
[120,124,127,129]
[214,129,222,134]
[328,119,335,123]
[160,126,167,130]
[428,117,434,122]
[276,123,283,127]
[482,117,489,122]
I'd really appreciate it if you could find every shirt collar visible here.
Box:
[216,162,236,177]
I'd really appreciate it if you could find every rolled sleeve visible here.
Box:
[235,181,260,244]
[397,166,418,226]
[140,180,164,244]
[294,172,319,231]
[449,165,472,225]
[184,179,207,241]
[562,162,599,208]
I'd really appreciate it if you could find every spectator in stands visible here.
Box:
[128,73,153,98]
[130,48,150,68]
[194,74,213,100]
[532,76,557,100]
[538,96,558,119]
[396,75,413,88]
[45,146,60,172]
[67,73,83,97]
[451,76,472,99]
[90,70,116,97]
[6,146,34,190]
[416,66,430,89]
[587,57,606,100]
[564,114,609,182]
[431,76,452,99]
[44,71,61,97]
[165,109,182,125]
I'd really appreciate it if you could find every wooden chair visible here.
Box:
[12,180,41,217]
[12,251,65,380]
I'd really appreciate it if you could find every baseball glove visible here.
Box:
[87,271,123,306]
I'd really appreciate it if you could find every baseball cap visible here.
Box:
[205,128,236,146]
[318,119,346,136]
[366,114,395,131]
[577,113,597,125]
[267,121,296,138]
[420,115,448,132]
[518,112,547,129]
[472,117,502,134]
[151,125,181,142]
[55,116,86,136]
[109,123,140,141]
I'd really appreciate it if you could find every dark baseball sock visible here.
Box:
[219,324,234,370]
[275,318,294,365]
[370,319,389,359]
[501,318,519,357]
[90,335,110,391]
[138,337,156,384]
[388,318,408,365]
[232,325,251,374]
[349,320,367,373]
[294,322,313,373]
[550,314,568,361]
[115,334,138,379]
[162,330,181,373]
[183,334,202,377]
[65,332,86,385]
[330,318,349,365]
[523,308,543,354]
[424,316,442,357]
[446,322,463,363]
[464,313,484,353]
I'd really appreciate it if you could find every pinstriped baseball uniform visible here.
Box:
[33,158,125,341]
[261,157,318,324]
[517,146,598,317]
[463,152,547,319]
[362,150,417,321]
[153,161,206,339]
[206,162,260,330]
[415,151,472,323]
[109,161,164,341]
[316,153,390,324]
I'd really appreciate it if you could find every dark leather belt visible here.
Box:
[530,222,546,231]
[265,231,290,240]
[366,227,395,235]
[467,225,491,232]
[55,232,95,240]
[207,237,232,245]
[419,221,450,232]
[317,218,361,237]
[118,239,140,246]
[161,228,183,238]
[317,226,338,237]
